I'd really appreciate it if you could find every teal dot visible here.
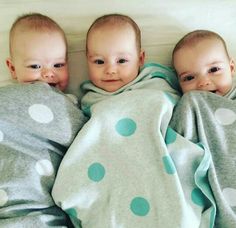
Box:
[130,197,150,216]
[165,127,177,144]
[191,188,208,207]
[88,163,105,182]
[162,155,176,174]
[115,118,137,136]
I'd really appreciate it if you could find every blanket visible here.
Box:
[170,90,236,228]
[52,63,215,228]
[0,82,87,227]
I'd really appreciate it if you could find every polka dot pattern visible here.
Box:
[165,127,177,144]
[130,197,150,216]
[115,118,136,136]
[214,108,236,125]
[0,82,89,228]
[162,155,176,174]
[88,163,105,182]
[28,104,54,124]
[35,159,54,176]
[79,109,212,225]
[84,114,153,219]
[0,189,8,206]
[54,69,221,228]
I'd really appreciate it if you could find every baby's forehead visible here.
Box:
[174,38,226,59]
[90,21,134,35]
[11,26,65,48]
[184,37,225,51]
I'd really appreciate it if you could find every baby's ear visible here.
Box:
[139,50,145,66]
[6,58,17,79]
[230,58,235,75]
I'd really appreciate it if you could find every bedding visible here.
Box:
[0,82,87,227]
[170,90,236,228]
[52,64,215,228]
[1,1,236,227]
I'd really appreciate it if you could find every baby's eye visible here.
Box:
[54,63,65,68]
[118,59,127,64]
[209,67,220,73]
[29,64,41,69]
[94,59,104,65]
[182,75,195,82]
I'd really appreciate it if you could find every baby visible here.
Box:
[0,12,88,227]
[6,12,68,91]
[85,13,145,92]
[172,29,235,97]
[171,30,236,227]
[52,15,212,228]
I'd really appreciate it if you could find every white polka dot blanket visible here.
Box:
[170,90,236,228]
[52,63,216,228]
[0,82,87,227]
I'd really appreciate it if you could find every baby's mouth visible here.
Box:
[48,83,57,87]
[210,90,217,93]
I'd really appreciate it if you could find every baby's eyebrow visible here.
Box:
[179,71,192,77]
[208,61,224,66]
[88,54,102,59]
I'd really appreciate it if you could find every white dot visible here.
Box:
[0,189,8,206]
[0,130,4,142]
[215,108,236,125]
[222,187,236,206]
[35,159,54,176]
[28,104,54,124]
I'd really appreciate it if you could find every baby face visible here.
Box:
[86,24,144,92]
[173,38,235,96]
[7,30,68,91]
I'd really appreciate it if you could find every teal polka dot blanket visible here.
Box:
[52,63,216,228]
[170,90,236,228]
[0,82,87,227]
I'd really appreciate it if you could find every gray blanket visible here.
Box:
[0,82,87,227]
[170,90,236,228]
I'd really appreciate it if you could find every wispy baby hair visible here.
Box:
[172,29,230,61]
[9,12,67,56]
[86,13,141,54]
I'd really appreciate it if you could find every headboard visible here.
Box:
[1,0,236,97]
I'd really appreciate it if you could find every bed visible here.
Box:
[1,1,236,227]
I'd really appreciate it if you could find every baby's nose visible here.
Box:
[106,63,117,75]
[197,76,211,88]
[42,68,55,79]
